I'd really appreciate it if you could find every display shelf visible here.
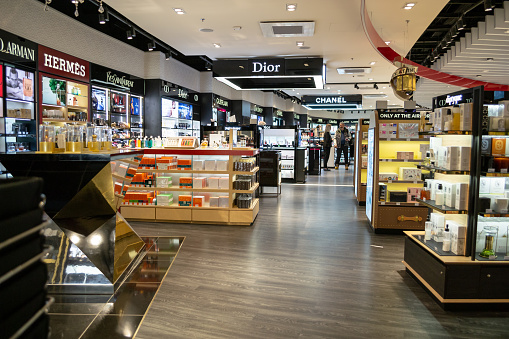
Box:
[1,134,36,138]
[379,137,423,141]
[153,203,228,210]
[380,159,424,163]
[417,164,470,175]
[232,182,259,193]
[232,167,259,175]
[379,180,423,184]
[128,186,230,193]
[5,98,34,104]
[66,93,87,98]
[419,131,472,135]
[379,202,421,206]
[487,131,509,135]
[232,198,259,211]
[118,159,140,166]
[42,118,87,124]
[479,212,509,217]
[415,198,467,214]
[67,106,88,110]
[137,169,230,175]
[482,172,509,177]
[112,173,132,182]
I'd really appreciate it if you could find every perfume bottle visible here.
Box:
[435,184,444,205]
[442,225,451,252]
[420,182,431,201]
[480,226,498,258]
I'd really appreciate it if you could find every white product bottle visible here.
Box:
[442,224,451,252]
[425,221,432,241]
[435,184,444,205]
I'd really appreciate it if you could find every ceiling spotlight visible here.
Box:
[173,8,186,14]
[286,4,297,11]
[374,83,379,90]
[404,3,416,10]
[148,40,156,51]
[484,0,494,11]
[457,17,466,30]
[165,52,171,60]
[370,61,376,65]
[98,6,109,24]
[126,27,136,40]
[303,63,309,67]
[205,62,212,71]
[354,83,359,90]
[368,78,373,81]
[296,41,304,47]
[213,43,221,48]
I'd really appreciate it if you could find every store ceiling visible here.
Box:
[98,0,448,110]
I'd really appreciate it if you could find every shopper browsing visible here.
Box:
[335,122,351,170]
[323,124,332,171]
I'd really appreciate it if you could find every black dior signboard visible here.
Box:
[90,63,144,95]
[161,80,200,104]
[248,59,285,76]
[0,29,37,68]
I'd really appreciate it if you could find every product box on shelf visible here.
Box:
[362,156,368,168]
[124,192,154,205]
[114,182,123,194]
[443,182,456,207]
[480,177,491,194]
[420,144,430,159]
[193,160,205,171]
[379,123,397,139]
[140,157,156,169]
[389,191,407,202]
[397,151,414,160]
[219,196,229,208]
[156,193,173,206]
[177,159,192,170]
[407,187,422,202]
[492,138,506,156]
[449,221,466,255]
[157,156,178,170]
[210,196,219,207]
[121,184,129,195]
[490,177,506,194]
[157,176,172,188]
[459,103,472,131]
[431,212,445,242]
[490,117,509,132]
[499,101,509,117]
[208,177,219,189]
[193,177,207,189]
[398,123,419,138]
[379,173,398,181]
[379,183,387,202]
[219,177,229,189]
[444,146,460,170]
[458,147,471,171]
[204,160,216,171]
[178,195,192,206]
[481,139,492,155]
[126,167,137,179]
[193,196,205,207]
[117,164,128,177]
[179,177,193,188]
[398,167,421,181]
[455,183,469,210]
[216,160,229,171]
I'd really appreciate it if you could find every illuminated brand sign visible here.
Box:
[378,111,420,120]
[249,59,285,75]
[445,94,463,106]
[39,45,89,82]
[0,38,34,61]
[215,97,229,107]
[106,71,134,88]
[315,97,346,104]
[276,110,283,117]
[253,105,263,113]
[294,114,300,119]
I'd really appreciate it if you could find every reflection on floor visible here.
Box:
[47,236,183,339]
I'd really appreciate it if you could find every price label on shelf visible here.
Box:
[505,256,509,260]
[404,159,408,162]
[381,202,386,205]
[396,202,401,206]
[486,209,493,214]
[406,138,411,142]
[502,169,508,174]
[413,180,418,184]
[415,203,420,206]
[488,168,496,173]
[388,180,392,183]
[489,255,497,260]
[501,209,508,214]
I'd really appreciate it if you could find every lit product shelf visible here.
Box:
[42,118,87,124]
[232,182,259,193]
[137,169,229,175]
[379,159,424,163]
[417,164,470,175]
[112,173,132,182]
[419,130,471,135]
[379,201,421,206]
[128,186,230,193]
[379,138,424,141]
[379,180,423,184]
[482,172,509,177]
[415,198,467,214]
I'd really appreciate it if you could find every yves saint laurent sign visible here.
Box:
[0,29,37,68]
[39,45,89,82]
[91,64,144,94]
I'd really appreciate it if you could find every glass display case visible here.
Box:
[162,97,199,138]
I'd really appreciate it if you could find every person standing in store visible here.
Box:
[323,124,332,171]
[335,122,352,170]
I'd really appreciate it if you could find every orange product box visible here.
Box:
[492,138,507,156]
[114,182,123,194]
[179,177,193,188]
[177,159,192,170]
[126,167,137,178]
[179,195,192,206]
[193,196,205,207]
[200,192,211,203]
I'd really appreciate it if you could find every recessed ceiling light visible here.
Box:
[385,41,391,45]
[383,86,386,89]
[297,92,300,95]
[303,63,309,67]
[286,4,297,11]
[173,8,185,14]
[296,41,304,47]
[200,28,214,33]
[404,6,412,10]
[380,92,384,94]
[239,65,244,69]
[213,43,221,48]
[299,46,311,50]
[233,26,242,31]
[370,61,376,65]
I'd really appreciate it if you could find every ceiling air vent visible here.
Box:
[260,21,315,37]
[337,67,372,74]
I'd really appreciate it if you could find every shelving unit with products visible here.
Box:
[1,64,37,153]
[404,86,509,308]
[354,119,369,205]
[116,148,260,225]
[161,97,199,138]
[366,111,429,232]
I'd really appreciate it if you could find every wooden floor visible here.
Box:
[132,168,509,339]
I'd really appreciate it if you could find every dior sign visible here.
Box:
[106,71,134,88]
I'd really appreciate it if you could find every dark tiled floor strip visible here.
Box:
[48,236,184,339]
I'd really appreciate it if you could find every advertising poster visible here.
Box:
[42,76,65,106]
[178,103,192,120]
[130,96,140,116]
[5,66,34,102]
[111,92,126,113]
[365,128,375,222]
[0,66,3,97]
[92,88,106,111]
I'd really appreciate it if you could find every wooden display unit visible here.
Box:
[354,119,369,205]
[367,111,429,232]
[113,148,260,226]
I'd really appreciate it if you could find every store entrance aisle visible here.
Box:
[132,169,509,339]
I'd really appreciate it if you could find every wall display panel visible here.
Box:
[5,66,34,102]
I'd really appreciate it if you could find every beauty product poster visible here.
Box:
[130,96,140,116]
[92,88,106,111]
[42,76,66,106]
[5,66,34,101]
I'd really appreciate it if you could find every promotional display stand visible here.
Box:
[354,119,369,205]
